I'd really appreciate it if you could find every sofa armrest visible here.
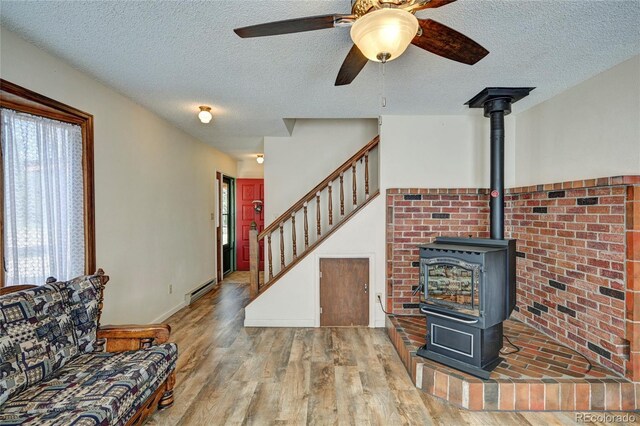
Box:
[96,324,171,352]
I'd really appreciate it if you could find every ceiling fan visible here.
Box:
[234,0,489,86]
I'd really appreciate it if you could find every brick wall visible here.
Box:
[385,176,640,380]
[385,189,489,315]
[626,186,640,381]
[506,179,630,376]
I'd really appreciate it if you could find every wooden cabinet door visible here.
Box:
[320,258,369,326]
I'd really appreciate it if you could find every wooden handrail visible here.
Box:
[258,135,379,239]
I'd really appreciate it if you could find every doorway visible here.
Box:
[319,258,369,326]
[235,179,264,271]
[221,176,235,276]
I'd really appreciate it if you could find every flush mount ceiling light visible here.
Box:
[350,8,418,63]
[256,154,264,164]
[198,106,213,124]
[234,0,489,86]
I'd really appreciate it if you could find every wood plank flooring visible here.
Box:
[146,272,638,425]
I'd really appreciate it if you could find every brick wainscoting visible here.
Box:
[386,176,640,381]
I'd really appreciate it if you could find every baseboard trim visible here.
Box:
[151,301,187,324]
[244,318,315,327]
[185,278,217,305]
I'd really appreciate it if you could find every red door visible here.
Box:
[236,179,264,271]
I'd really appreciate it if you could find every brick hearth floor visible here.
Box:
[386,315,639,411]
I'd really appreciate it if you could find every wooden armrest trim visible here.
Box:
[97,324,171,352]
[98,324,171,338]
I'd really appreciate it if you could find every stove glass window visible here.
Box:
[422,259,480,315]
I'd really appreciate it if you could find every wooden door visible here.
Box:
[236,179,264,271]
[320,258,369,326]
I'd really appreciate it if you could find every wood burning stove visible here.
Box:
[415,87,533,379]
[416,237,515,379]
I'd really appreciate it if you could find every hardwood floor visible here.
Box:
[147,272,638,425]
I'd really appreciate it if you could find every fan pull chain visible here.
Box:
[378,61,387,129]
[380,61,387,109]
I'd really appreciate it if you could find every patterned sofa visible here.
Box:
[0,270,177,425]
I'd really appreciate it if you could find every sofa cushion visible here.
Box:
[55,275,104,353]
[0,343,177,425]
[27,284,79,367]
[0,407,110,425]
[0,325,26,408]
[0,284,78,405]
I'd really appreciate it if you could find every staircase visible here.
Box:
[248,136,380,300]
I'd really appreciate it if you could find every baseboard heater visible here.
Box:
[185,278,217,305]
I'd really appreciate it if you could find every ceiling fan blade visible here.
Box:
[234,14,346,38]
[335,44,369,86]
[411,19,489,65]
[412,0,458,11]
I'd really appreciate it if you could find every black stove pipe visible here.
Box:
[489,110,504,239]
[486,99,510,240]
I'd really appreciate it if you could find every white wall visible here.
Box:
[515,55,640,186]
[237,157,264,179]
[379,114,516,190]
[245,195,386,327]
[0,28,237,324]
[264,119,378,222]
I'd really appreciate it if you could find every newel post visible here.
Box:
[249,221,259,299]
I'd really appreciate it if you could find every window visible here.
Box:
[222,181,229,246]
[0,80,95,286]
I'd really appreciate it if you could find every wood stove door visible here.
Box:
[319,258,369,326]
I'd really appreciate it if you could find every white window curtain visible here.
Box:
[1,108,85,285]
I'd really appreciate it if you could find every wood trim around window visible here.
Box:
[0,79,96,287]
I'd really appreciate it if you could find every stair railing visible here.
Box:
[249,136,380,299]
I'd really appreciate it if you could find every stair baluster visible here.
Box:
[365,151,369,199]
[267,233,273,280]
[340,173,345,216]
[249,222,259,298]
[328,182,333,226]
[291,213,297,259]
[304,202,309,249]
[352,162,357,207]
[316,192,321,236]
[279,223,285,270]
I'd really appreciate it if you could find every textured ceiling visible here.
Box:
[1,0,639,159]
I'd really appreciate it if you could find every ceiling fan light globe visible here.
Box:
[350,8,418,63]
[198,106,213,124]
[198,111,213,124]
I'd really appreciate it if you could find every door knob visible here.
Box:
[364,283,368,293]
